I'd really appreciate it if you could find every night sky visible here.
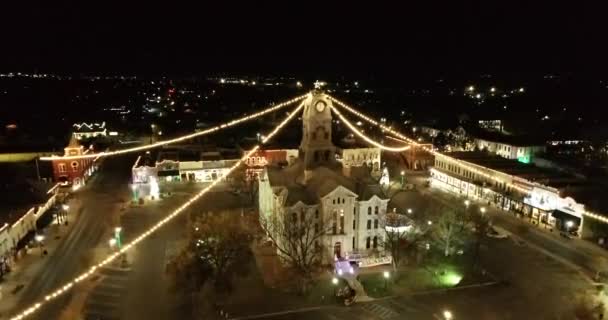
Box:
[0,3,605,76]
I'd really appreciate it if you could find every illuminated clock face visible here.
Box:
[315,100,326,112]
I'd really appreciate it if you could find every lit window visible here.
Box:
[58,163,66,173]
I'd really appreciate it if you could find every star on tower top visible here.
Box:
[313,80,327,90]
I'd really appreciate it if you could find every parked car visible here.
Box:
[486,227,508,239]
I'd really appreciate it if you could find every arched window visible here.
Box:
[374,219,378,229]
[373,236,378,248]
[300,209,306,222]
[366,237,371,249]
[374,206,379,214]
[367,207,372,215]
[71,161,79,172]
[342,198,345,204]
[367,220,371,229]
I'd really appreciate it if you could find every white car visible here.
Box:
[486,227,508,239]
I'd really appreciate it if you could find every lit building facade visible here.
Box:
[51,137,97,189]
[259,92,390,266]
[72,122,107,140]
[429,152,588,236]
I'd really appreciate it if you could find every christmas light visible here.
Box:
[9,100,306,320]
[39,94,308,161]
[331,106,411,152]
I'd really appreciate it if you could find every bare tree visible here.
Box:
[259,208,331,293]
[381,212,429,273]
[168,211,253,295]
[467,204,491,269]
[433,206,468,257]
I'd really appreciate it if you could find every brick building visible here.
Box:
[51,136,97,189]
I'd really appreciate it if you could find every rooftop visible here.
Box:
[443,151,584,188]
[266,160,385,206]
[73,122,106,133]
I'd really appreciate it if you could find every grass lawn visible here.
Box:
[359,259,494,298]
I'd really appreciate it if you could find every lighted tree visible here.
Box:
[433,206,468,257]
[259,208,331,293]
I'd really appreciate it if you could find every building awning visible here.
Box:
[157,170,179,177]
[15,230,36,251]
[551,209,582,223]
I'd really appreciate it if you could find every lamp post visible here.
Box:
[464,200,470,208]
[383,271,390,290]
[480,207,486,215]
[114,227,122,249]
[566,220,574,233]
[35,234,45,255]
[400,171,405,189]
[443,310,453,320]
[61,204,69,225]
[332,277,339,297]
[131,184,139,202]
[407,208,413,215]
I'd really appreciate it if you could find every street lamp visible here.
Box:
[400,171,405,189]
[443,310,453,320]
[35,234,45,255]
[108,238,117,248]
[331,277,339,297]
[480,207,486,215]
[464,200,470,207]
[61,204,69,225]
[427,220,433,226]
[114,227,123,249]
[383,271,390,289]
[407,208,413,215]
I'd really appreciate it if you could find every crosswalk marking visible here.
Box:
[361,302,400,319]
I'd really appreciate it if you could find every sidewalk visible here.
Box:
[0,197,82,315]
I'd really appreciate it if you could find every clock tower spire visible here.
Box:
[299,91,335,181]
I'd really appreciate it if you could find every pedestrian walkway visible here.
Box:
[359,302,400,319]
[0,197,81,316]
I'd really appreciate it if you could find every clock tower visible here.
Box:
[299,91,335,179]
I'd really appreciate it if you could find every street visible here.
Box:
[13,155,134,320]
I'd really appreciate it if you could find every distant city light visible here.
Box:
[519,87,525,92]
[490,87,496,92]
[467,85,475,92]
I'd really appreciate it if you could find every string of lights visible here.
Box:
[327,95,608,224]
[330,106,411,152]
[39,94,308,161]
[10,100,306,320]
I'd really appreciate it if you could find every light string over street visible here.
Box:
[9,99,306,320]
[39,94,308,161]
[330,106,411,152]
[327,95,608,224]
